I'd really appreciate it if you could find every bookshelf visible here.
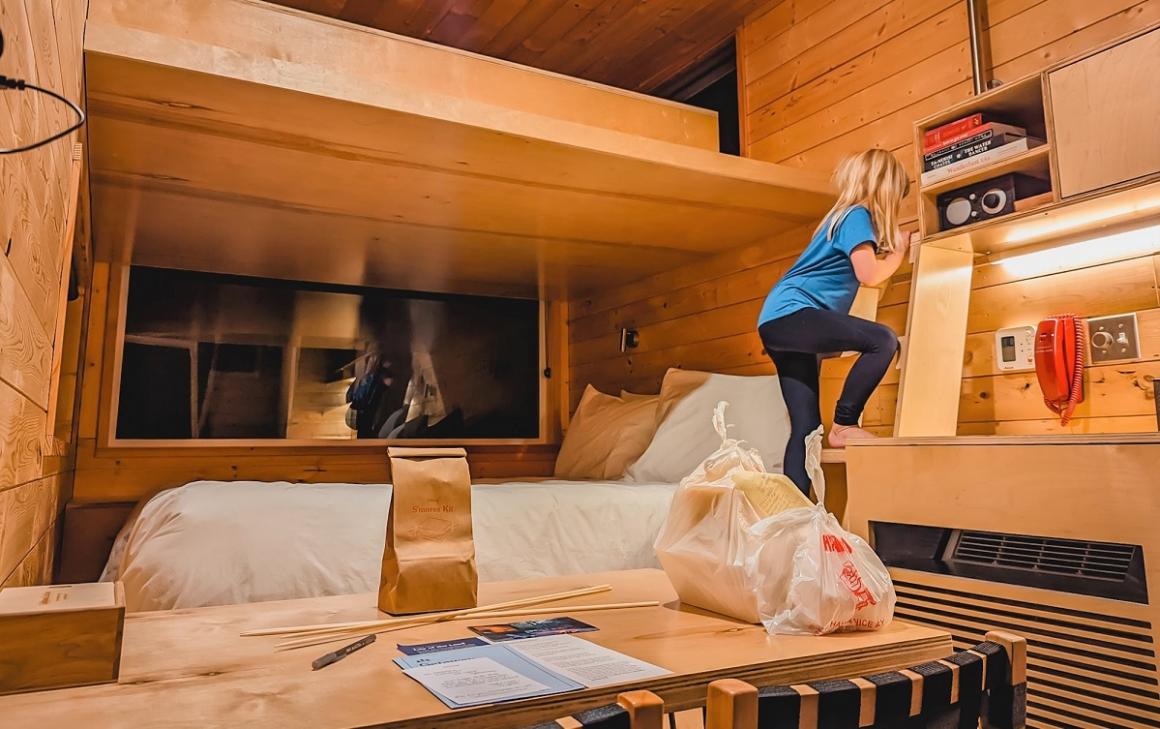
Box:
[914,74,1054,240]
[920,144,1050,197]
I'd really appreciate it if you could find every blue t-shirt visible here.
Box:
[757,206,877,325]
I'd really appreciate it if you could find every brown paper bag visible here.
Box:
[378,447,478,614]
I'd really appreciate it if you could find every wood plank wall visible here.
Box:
[568,0,1160,437]
[0,0,88,587]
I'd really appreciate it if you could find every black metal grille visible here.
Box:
[951,531,1137,582]
[893,579,1160,729]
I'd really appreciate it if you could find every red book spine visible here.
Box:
[923,122,1001,154]
[923,113,983,149]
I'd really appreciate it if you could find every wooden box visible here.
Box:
[0,582,125,695]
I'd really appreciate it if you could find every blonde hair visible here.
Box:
[817,149,909,253]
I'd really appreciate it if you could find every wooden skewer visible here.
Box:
[276,600,659,651]
[273,590,632,649]
[431,600,657,621]
[242,584,613,638]
[293,601,659,641]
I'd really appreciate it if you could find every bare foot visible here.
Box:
[828,424,877,449]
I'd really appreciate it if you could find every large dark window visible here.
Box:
[116,268,541,440]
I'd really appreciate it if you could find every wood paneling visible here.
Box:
[0,476,60,586]
[0,382,47,490]
[71,441,559,504]
[267,0,770,93]
[0,0,87,587]
[0,254,52,409]
[84,0,832,300]
[568,0,1160,440]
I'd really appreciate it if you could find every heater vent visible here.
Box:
[894,579,1160,729]
[872,522,1148,603]
[951,531,1137,581]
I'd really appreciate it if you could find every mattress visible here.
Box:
[102,479,676,612]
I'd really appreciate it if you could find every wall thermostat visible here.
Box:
[994,326,1035,371]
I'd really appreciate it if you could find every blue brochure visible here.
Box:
[397,637,489,655]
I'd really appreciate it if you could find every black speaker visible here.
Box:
[937,173,1051,230]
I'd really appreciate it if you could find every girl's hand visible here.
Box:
[891,230,916,260]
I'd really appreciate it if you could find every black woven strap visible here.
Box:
[572,703,631,729]
[865,671,913,724]
[807,679,861,728]
[756,684,802,729]
[946,650,986,729]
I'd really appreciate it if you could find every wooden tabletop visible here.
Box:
[0,570,951,728]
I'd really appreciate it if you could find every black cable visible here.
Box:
[0,77,86,155]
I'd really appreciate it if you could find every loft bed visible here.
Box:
[85,0,834,299]
[62,0,840,590]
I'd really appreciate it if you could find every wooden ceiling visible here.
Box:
[266,0,769,92]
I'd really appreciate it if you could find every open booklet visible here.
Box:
[395,634,670,709]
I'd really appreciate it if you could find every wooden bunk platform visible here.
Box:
[84,0,834,299]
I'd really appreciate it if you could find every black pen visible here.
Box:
[311,634,376,671]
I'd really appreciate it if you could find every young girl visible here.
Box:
[758,148,910,494]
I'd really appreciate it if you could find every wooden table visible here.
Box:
[0,570,951,728]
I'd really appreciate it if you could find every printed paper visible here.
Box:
[508,635,671,688]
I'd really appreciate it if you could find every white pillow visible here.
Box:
[626,369,790,483]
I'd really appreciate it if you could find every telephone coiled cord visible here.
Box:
[1058,317,1088,427]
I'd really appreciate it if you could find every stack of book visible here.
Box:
[920,113,1042,185]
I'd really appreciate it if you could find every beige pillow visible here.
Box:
[626,369,791,483]
[620,389,657,401]
[555,386,660,480]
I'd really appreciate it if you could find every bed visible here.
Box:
[99,369,792,612]
[101,479,677,612]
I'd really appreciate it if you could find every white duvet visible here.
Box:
[102,479,676,612]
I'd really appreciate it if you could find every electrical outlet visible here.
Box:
[1088,313,1140,364]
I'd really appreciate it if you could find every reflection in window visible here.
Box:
[116,268,540,440]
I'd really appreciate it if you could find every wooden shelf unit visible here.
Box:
[922,173,1160,256]
[914,74,1053,240]
[919,143,1050,198]
[896,23,1160,439]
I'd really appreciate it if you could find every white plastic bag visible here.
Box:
[653,402,768,623]
[653,402,895,634]
[750,432,895,635]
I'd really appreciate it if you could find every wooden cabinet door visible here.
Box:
[1049,28,1160,198]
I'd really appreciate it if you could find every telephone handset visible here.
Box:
[1034,315,1088,426]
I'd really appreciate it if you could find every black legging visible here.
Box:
[758,308,899,493]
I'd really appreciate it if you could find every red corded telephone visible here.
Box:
[1035,315,1088,426]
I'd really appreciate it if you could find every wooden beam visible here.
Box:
[83,0,834,298]
[894,240,974,436]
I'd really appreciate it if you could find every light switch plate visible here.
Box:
[1088,313,1140,364]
